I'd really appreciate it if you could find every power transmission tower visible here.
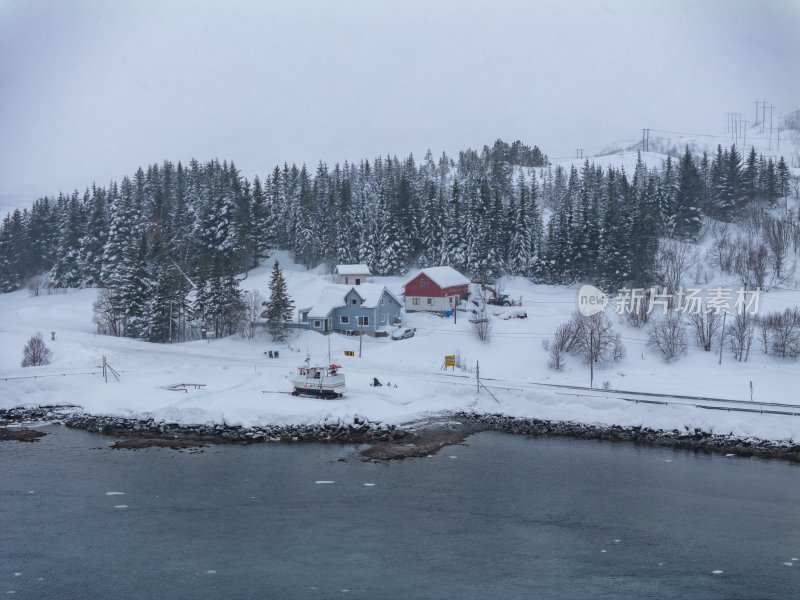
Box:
[740,118,750,147]
[641,129,650,152]
[761,100,767,133]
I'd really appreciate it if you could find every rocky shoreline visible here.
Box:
[1,406,799,462]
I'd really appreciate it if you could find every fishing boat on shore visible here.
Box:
[289,362,346,398]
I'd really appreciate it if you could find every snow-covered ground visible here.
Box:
[2,251,798,443]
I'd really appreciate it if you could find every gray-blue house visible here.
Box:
[298,284,402,336]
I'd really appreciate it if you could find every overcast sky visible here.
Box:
[1,0,798,202]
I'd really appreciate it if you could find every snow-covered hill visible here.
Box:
[546,107,800,177]
[2,251,798,442]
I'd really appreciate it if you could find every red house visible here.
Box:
[403,266,470,313]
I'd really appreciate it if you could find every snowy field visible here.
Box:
[1,251,798,443]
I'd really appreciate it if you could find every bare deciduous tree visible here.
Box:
[26,274,52,297]
[688,310,721,352]
[733,240,769,290]
[21,332,52,367]
[626,288,652,328]
[727,313,754,362]
[648,316,688,362]
[92,287,125,336]
[571,312,625,365]
[471,308,492,342]
[239,289,265,339]
[763,215,796,287]
[543,321,580,370]
[709,224,735,273]
[760,308,800,358]
[658,239,698,306]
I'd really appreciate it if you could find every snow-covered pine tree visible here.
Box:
[507,174,531,276]
[145,263,190,343]
[673,148,703,241]
[120,231,151,338]
[79,185,108,286]
[50,191,86,288]
[101,177,137,288]
[261,260,295,341]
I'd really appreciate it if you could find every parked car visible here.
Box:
[391,327,416,340]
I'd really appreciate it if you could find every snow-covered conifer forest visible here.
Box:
[0,134,796,344]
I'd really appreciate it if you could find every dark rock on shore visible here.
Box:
[1,406,797,462]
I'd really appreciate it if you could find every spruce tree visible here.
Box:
[261,261,295,341]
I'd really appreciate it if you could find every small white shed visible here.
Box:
[334,264,370,285]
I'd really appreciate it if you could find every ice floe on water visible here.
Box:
[315,481,334,484]
[114,505,127,509]
[105,492,124,496]
[600,549,606,553]
[783,562,793,567]
[712,570,723,575]
[206,570,216,575]
[363,483,376,487]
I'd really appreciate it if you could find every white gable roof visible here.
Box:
[405,266,470,289]
[334,264,371,276]
[302,283,398,318]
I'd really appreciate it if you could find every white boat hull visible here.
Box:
[290,374,346,398]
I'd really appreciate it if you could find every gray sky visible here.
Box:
[1,0,798,201]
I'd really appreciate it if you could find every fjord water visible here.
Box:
[1,426,798,599]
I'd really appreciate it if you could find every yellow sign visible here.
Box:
[344,350,355,357]
[444,355,455,367]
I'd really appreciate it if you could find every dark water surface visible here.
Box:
[1,426,798,599]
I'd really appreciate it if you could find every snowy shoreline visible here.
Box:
[3,406,798,462]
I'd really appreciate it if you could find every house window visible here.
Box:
[427,298,433,305]
[420,279,428,287]
[358,316,369,326]
[381,298,385,305]
[412,298,420,305]
[449,296,453,304]
[351,299,357,305]
[340,316,349,324]
[355,278,361,285]
[380,314,385,324]
[313,320,321,328]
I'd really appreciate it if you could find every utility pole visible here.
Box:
[169,301,173,343]
[718,310,727,365]
[768,104,775,150]
[741,118,750,147]
[576,149,583,158]
[358,318,363,358]
[476,361,480,394]
[589,330,594,388]
[755,100,759,126]
[641,129,650,152]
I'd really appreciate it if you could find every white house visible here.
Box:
[334,264,370,285]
